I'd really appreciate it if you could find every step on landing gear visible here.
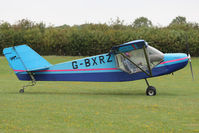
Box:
[145,79,156,96]
[19,72,36,93]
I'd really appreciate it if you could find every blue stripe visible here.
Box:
[16,61,188,82]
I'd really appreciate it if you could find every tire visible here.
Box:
[146,86,156,96]
[19,89,24,93]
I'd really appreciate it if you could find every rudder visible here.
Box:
[3,45,52,79]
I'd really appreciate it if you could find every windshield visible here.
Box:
[147,46,164,68]
[115,45,164,74]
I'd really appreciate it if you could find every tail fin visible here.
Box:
[3,45,52,74]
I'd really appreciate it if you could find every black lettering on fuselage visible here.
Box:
[84,59,90,67]
[72,61,78,69]
[91,57,97,66]
[106,54,112,62]
[99,56,105,64]
[72,55,112,69]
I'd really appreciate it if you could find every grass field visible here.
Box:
[0,56,199,133]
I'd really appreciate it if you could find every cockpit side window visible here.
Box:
[116,49,148,74]
[115,45,164,74]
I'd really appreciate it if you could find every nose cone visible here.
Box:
[163,53,188,73]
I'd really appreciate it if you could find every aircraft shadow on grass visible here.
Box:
[5,89,179,96]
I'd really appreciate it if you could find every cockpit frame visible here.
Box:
[115,44,164,76]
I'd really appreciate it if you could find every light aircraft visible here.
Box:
[3,40,194,96]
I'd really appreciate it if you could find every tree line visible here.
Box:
[0,16,199,56]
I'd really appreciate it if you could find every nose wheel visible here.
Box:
[19,89,24,93]
[146,86,156,96]
[145,79,156,96]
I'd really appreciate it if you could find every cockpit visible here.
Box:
[115,45,164,74]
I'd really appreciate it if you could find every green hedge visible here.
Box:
[0,20,199,56]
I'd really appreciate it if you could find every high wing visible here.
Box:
[111,40,146,54]
[111,40,164,76]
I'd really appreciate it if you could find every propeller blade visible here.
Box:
[188,54,194,80]
[189,61,194,80]
[186,36,194,81]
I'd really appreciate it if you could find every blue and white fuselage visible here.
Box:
[3,40,188,82]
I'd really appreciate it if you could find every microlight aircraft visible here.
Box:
[3,40,193,96]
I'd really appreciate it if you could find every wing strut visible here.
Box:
[119,45,153,77]
[143,45,152,76]
[120,53,152,77]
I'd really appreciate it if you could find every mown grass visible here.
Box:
[0,56,199,133]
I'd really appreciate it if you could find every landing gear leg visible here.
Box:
[145,78,156,96]
[19,72,36,93]
[19,80,36,93]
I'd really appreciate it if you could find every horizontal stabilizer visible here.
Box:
[3,45,52,72]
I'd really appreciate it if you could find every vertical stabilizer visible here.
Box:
[3,45,52,74]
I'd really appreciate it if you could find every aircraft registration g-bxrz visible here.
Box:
[3,40,193,96]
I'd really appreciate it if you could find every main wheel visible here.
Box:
[19,89,24,93]
[146,86,156,96]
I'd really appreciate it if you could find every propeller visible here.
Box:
[185,36,194,80]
